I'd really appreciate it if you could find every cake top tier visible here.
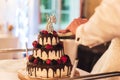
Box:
[46,14,56,34]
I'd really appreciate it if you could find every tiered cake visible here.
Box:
[26,15,72,79]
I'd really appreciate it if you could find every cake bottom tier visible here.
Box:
[18,68,80,80]
[27,62,72,78]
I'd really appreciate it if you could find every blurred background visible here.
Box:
[0,0,101,58]
[0,0,81,48]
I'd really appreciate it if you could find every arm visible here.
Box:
[66,18,87,34]
[58,18,87,35]
[75,0,120,48]
[58,18,87,37]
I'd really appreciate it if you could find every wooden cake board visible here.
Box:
[18,69,80,80]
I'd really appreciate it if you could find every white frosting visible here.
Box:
[38,37,59,45]
[28,66,69,78]
[33,49,63,60]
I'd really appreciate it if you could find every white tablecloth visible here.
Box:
[0,58,89,80]
[0,58,26,80]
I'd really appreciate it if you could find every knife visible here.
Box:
[58,71,120,80]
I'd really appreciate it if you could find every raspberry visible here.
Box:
[32,40,38,48]
[46,59,51,65]
[45,44,53,50]
[28,55,35,62]
[41,30,48,35]
[53,30,58,36]
[65,55,70,62]
[53,30,57,33]
[33,58,38,64]
[57,59,62,64]
[60,55,68,64]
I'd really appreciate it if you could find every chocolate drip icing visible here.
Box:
[38,33,58,45]
[27,62,72,78]
[28,31,73,78]
[33,44,63,59]
[35,67,37,77]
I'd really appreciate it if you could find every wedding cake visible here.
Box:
[26,15,72,79]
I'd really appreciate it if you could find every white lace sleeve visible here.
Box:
[75,0,120,47]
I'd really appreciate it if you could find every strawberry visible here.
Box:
[45,44,53,50]
[60,55,68,64]
[46,59,51,65]
[32,40,38,48]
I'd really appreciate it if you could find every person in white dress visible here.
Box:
[75,0,120,79]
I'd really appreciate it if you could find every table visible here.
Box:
[0,58,89,80]
[0,58,26,80]
[0,34,19,49]
[0,34,22,59]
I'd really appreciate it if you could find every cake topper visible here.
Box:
[46,14,56,33]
